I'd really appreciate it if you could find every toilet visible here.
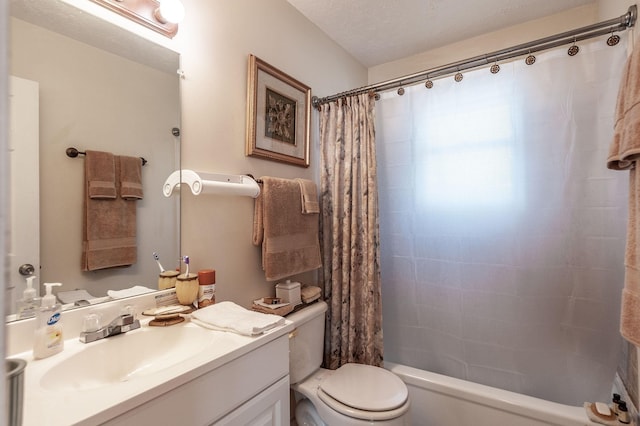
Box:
[288,300,410,425]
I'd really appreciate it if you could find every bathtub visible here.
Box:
[386,362,598,426]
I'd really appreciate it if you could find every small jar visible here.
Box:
[197,269,216,308]
[618,401,630,424]
[612,393,621,415]
[175,273,199,305]
[158,270,179,290]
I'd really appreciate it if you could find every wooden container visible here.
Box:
[158,270,179,290]
[175,273,199,305]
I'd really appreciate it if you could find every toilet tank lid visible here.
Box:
[286,300,327,326]
[319,363,408,411]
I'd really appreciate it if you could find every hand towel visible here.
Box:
[252,176,322,281]
[82,153,138,271]
[191,301,285,336]
[57,289,97,304]
[85,150,116,199]
[607,45,640,346]
[118,155,143,200]
[301,285,322,303]
[107,285,155,299]
[294,178,320,214]
[608,44,640,170]
[251,299,294,316]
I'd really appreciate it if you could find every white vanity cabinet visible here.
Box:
[12,297,295,426]
[104,334,290,426]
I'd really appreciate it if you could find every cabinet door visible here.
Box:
[215,376,289,426]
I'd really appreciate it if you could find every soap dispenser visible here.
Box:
[17,275,40,319]
[33,283,64,359]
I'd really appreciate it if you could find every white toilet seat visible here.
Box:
[318,388,410,421]
[316,363,410,421]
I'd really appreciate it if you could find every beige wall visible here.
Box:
[173,0,366,307]
[368,4,598,84]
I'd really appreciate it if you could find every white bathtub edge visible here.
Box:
[386,362,596,426]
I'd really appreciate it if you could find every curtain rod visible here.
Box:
[311,5,637,108]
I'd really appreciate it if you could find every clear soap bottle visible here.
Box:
[17,275,40,319]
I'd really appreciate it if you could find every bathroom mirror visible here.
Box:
[7,0,181,321]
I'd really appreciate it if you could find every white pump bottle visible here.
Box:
[33,283,64,359]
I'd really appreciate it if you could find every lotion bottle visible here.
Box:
[33,283,64,359]
[17,275,40,319]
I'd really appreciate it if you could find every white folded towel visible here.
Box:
[191,301,285,336]
[107,285,155,299]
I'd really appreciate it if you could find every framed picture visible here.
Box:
[246,55,311,167]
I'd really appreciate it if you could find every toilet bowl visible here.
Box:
[288,301,410,425]
[293,365,410,425]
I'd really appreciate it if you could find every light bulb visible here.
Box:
[155,0,185,24]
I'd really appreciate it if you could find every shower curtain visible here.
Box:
[376,37,629,406]
[319,94,384,369]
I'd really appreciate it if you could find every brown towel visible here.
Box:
[301,285,322,303]
[608,45,640,170]
[82,154,137,271]
[607,46,640,346]
[294,178,320,214]
[118,155,143,200]
[252,176,322,281]
[251,302,294,316]
[85,150,116,199]
[252,183,264,246]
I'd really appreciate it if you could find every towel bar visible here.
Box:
[66,147,148,166]
[163,170,260,198]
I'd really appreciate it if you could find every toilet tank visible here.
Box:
[287,300,328,385]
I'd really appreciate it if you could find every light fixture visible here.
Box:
[155,0,186,24]
[90,0,184,38]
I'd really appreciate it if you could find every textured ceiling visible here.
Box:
[287,0,595,67]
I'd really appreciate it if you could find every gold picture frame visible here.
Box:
[246,55,311,167]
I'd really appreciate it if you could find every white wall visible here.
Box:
[173,0,367,307]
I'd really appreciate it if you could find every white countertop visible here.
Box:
[14,317,293,426]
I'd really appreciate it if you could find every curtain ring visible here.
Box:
[607,29,621,46]
[525,50,536,65]
[425,74,434,89]
[568,37,579,56]
[397,87,405,96]
[490,58,500,74]
[454,68,463,82]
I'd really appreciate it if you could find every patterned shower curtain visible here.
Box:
[319,93,383,369]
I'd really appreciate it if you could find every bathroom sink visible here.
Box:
[39,324,217,391]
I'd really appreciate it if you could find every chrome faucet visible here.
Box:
[79,312,141,344]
